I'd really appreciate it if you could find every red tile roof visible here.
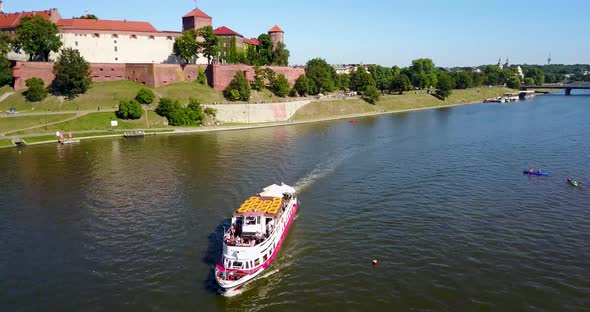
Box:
[183,8,211,19]
[0,10,53,29]
[248,38,260,45]
[268,25,284,33]
[214,26,242,37]
[57,19,158,32]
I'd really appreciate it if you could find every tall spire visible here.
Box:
[547,52,552,65]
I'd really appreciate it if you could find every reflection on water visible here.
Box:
[1,92,590,311]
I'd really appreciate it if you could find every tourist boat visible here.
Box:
[214,183,299,293]
[58,138,80,144]
[124,130,145,138]
[503,93,519,102]
[519,90,536,100]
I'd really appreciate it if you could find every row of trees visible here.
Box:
[223,66,292,101]
[173,28,290,67]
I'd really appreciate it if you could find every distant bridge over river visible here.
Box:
[521,84,590,95]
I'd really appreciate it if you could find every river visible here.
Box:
[1,92,589,311]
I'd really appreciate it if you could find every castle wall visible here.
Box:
[210,64,304,91]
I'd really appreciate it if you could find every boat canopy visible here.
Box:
[259,183,296,198]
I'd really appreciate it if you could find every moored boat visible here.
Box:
[214,183,299,293]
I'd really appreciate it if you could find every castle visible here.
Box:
[0,3,302,91]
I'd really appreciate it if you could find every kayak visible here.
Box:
[523,171,549,176]
[567,179,579,187]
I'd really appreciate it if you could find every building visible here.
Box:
[0,5,283,65]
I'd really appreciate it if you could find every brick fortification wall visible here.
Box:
[12,62,303,92]
[210,64,305,91]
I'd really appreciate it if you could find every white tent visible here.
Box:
[259,183,296,198]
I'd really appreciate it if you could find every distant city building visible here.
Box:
[0,6,283,65]
[332,64,375,75]
[516,65,524,79]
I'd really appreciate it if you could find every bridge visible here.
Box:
[521,84,590,95]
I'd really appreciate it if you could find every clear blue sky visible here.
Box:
[6,0,590,67]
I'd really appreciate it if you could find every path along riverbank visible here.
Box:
[1,87,532,148]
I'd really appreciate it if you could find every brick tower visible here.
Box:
[182,8,212,31]
[268,25,284,47]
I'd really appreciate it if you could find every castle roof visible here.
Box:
[57,19,158,32]
[213,26,242,37]
[0,9,54,29]
[183,8,211,19]
[246,38,260,45]
[268,25,284,33]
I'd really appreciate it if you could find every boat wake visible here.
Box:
[293,146,357,194]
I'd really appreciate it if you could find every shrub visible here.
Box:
[203,106,217,117]
[223,71,250,101]
[135,88,155,105]
[167,108,191,126]
[270,74,291,97]
[155,97,182,117]
[24,77,48,102]
[289,88,298,97]
[362,85,380,104]
[197,67,207,85]
[294,75,309,96]
[52,48,92,99]
[116,99,143,119]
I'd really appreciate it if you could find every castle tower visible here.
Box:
[0,0,4,13]
[268,25,284,47]
[182,8,212,32]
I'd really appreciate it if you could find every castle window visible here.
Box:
[114,46,118,52]
[112,34,118,38]
[130,35,137,39]
[93,33,100,38]
[149,35,155,40]
[99,68,103,71]
[114,40,117,44]
[75,41,78,46]
[115,57,118,61]
[166,36,172,40]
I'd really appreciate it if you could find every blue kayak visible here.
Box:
[523,171,550,176]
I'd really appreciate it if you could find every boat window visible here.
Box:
[232,261,243,268]
[246,216,257,225]
[254,259,260,266]
[263,255,268,262]
[245,262,249,269]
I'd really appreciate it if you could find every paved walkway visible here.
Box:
[0,109,117,118]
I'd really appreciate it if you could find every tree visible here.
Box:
[78,14,98,19]
[390,74,412,94]
[257,34,274,66]
[410,58,437,89]
[24,78,48,102]
[224,36,238,64]
[246,44,260,66]
[368,65,393,92]
[15,15,62,62]
[155,98,182,118]
[270,74,291,97]
[336,73,350,91]
[185,98,205,125]
[251,66,265,90]
[305,58,337,95]
[0,32,14,56]
[453,71,473,89]
[506,76,522,90]
[436,73,453,99]
[134,88,155,105]
[197,67,207,85]
[0,55,12,87]
[350,66,375,93]
[362,85,380,104]
[116,99,143,119]
[525,67,545,85]
[524,77,535,85]
[167,108,191,126]
[294,75,309,96]
[197,26,219,64]
[52,48,92,99]
[173,29,198,63]
[272,42,290,66]
[223,71,250,101]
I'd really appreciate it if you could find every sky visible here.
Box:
[5,0,590,67]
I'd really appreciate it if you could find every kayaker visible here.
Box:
[537,169,542,173]
[528,168,534,174]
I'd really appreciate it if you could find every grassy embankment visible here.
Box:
[293,87,514,121]
[0,85,12,97]
[0,80,299,114]
[0,113,76,134]
[0,138,14,147]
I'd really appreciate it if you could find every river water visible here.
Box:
[1,92,589,311]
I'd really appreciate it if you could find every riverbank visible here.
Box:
[0,87,520,148]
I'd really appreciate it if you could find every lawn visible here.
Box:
[155,82,227,104]
[10,112,139,135]
[0,85,12,98]
[293,87,515,121]
[0,138,14,147]
[0,113,76,133]
[0,80,145,113]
